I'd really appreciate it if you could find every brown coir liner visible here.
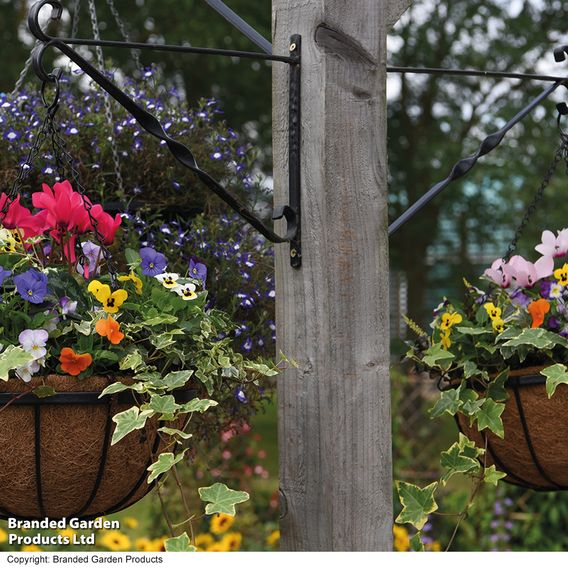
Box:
[0,375,179,519]
[457,366,568,490]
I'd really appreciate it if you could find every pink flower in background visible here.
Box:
[484,258,513,288]
[508,254,554,288]
[535,229,568,258]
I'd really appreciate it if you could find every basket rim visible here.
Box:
[440,365,549,392]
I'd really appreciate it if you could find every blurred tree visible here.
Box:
[388,0,568,326]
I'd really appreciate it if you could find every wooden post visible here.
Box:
[273,1,412,551]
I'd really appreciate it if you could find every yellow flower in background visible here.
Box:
[483,302,502,321]
[99,530,131,551]
[87,280,128,314]
[0,528,7,543]
[151,537,166,551]
[58,528,76,541]
[118,272,143,295]
[266,530,280,547]
[220,532,242,551]
[210,513,235,534]
[135,538,154,552]
[123,517,139,530]
[21,545,42,552]
[393,525,410,552]
[195,533,215,551]
[207,542,230,552]
[440,311,462,330]
[428,541,442,552]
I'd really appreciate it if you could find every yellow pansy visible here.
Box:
[483,302,502,321]
[440,330,452,349]
[220,532,242,551]
[195,533,215,551]
[393,525,410,552]
[98,530,131,551]
[492,318,505,333]
[266,530,280,547]
[555,263,568,286]
[118,272,143,295]
[210,513,235,534]
[440,312,462,330]
[88,280,128,314]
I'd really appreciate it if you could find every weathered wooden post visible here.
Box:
[273,0,412,551]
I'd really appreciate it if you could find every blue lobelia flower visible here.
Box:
[139,247,167,277]
[14,269,49,304]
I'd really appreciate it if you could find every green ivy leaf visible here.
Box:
[487,369,509,402]
[476,398,505,438]
[147,450,186,483]
[422,345,455,368]
[484,465,507,486]
[440,442,480,485]
[0,346,34,381]
[458,433,484,459]
[99,382,131,398]
[462,360,479,379]
[143,314,179,326]
[149,394,180,416]
[158,427,193,440]
[541,364,568,398]
[455,326,492,336]
[395,481,438,530]
[198,483,249,515]
[164,533,196,552]
[32,385,56,399]
[501,328,566,350]
[244,361,279,377]
[429,387,462,418]
[163,370,193,391]
[111,406,153,445]
[410,532,425,552]
[119,350,144,371]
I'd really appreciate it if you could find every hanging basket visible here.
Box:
[455,366,568,491]
[0,375,194,520]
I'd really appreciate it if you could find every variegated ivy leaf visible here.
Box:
[111,406,153,445]
[487,369,509,402]
[462,361,479,379]
[422,345,455,368]
[181,398,218,414]
[244,361,279,377]
[143,314,179,326]
[0,346,34,381]
[457,433,484,459]
[484,465,507,486]
[440,441,480,485]
[410,533,425,552]
[164,533,196,552]
[476,398,505,438]
[501,328,567,350]
[148,394,180,416]
[455,326,492,336]
[158,427,193,440]
[541,364,568,398]
[119,350,144,371]
[429,386,462,418]
[198,482,249,516]
[147,450,187,483]
[99,382,131,398]
[395,481,438,530]
[163,370,193,391]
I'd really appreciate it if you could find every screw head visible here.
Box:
[289,42,297,52]
[290,248,297,258]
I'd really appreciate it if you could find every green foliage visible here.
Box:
[164,533,196,552]
[199,483,250,516]
[540,364,568,398]
[0,346,33,381]
[147,451,187,483]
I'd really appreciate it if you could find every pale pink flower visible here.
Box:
[484,258,513,288]
[508,254,554,288]
[535,229,568,258]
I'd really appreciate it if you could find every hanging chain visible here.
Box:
[105,0,142,70]
[71,0,82,40]
[503,138,568,261]
[87,0,125,199]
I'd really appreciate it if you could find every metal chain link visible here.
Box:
[105,0,141,70]
[71,0,82,40]
[503,142,567,261]
[10,40,40,98]
[87,0,125,199]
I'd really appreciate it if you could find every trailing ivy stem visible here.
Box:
[172,463,194,543]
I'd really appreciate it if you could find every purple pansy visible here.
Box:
[235,387,248,404]
[189,258,207,286]
[14,269,49,304]
[510,288,530,308]
[140,247,167,276]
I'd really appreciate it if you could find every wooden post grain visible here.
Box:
[273,0,412,551]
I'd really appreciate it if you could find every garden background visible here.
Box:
[1,0,568,552]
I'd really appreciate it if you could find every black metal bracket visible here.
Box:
[27,0,302,268]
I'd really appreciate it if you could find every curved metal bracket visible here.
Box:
[28,0,302,266]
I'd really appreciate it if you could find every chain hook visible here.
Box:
[40,68,62,116]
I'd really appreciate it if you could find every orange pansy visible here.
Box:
[528,298,550,329]
[59,347,93,376]
[95,316,125,345]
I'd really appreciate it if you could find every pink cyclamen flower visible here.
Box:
[508,254,554,288]
[535,229,568,258]
[484,258,513,288]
